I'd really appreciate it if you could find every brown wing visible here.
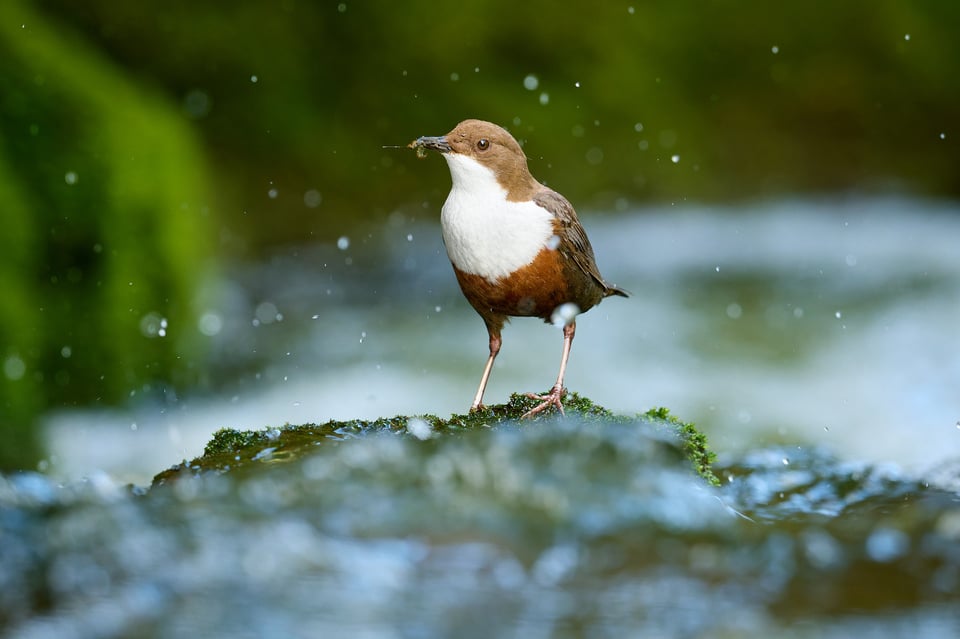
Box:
[533,189,628,298]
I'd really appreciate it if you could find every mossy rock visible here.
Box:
[152,393,718,487]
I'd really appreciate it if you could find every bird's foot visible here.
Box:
[469,403,488,414]
[521,385,567,419]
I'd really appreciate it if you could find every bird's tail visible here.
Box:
[604,283,630,298]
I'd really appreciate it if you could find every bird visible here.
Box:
[409,119,627,418]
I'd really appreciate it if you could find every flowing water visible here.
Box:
[4,417,960,637]
[9,196,959,636]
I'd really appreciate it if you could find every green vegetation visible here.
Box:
[153,394,718,486]
[32,0,960,250]
[0,2,213,466]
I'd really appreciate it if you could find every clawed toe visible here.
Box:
[521,386,567,419]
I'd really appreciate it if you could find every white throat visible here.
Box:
[439,153,553,281]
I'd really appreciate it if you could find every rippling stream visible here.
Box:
[5,414,960,637]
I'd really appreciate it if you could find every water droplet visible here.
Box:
[304,189,322,208]
[539,92,550,105]
[726,303,742,319]
[781,458,790,466]
[550,303,580,328]
[64,171,78,185]
[267,188,278,199]
[574,81,581,88]
[671,154,680,164]
[634,122,644,132]
[140,312,168,338]
[714,265,720,272]
[793,307,804,319]
[131,422,138,431]
[939,132,946,140]
[3,355,26,381]
[311,314,320,320]
[904,33,911,41]
[255,302,279,325]
[337,236,350,250]
[628,6,635,14]
[450,72,459,82]
[182,89,211,119]
[835,311,842,319]
[406,417,433,441]
[771,45,779,54]
[250,75,258,83]
[198,312,223,336]
[406,233,413,241]
[60,346,72,358]
[523,74,539,91]
[434,306,442,313]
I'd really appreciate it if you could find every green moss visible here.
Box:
[153,394,719,487]
[204,428,272,457]
[641,406,720,486]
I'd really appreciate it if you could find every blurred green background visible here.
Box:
[1,0,958,469]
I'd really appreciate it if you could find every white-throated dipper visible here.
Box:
[410,119,627,418]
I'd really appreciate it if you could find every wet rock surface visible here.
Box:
[3,397,959,638]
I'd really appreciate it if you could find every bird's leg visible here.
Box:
[522,321,575,419]
[469,330,501,412]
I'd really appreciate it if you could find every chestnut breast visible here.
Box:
[452,220,607,322]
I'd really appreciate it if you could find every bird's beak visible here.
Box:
[408,135,451,154]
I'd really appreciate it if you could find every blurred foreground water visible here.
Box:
[5,196,959,636]
[43,196,960,482]
[4,417,960,637]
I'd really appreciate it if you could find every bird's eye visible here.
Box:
[477,138,490,151]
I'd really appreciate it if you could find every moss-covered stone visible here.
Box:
[152,394,718,486]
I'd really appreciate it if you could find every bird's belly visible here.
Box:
[453,246,601,321]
